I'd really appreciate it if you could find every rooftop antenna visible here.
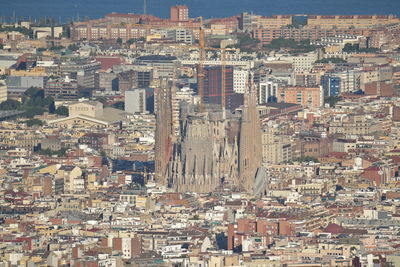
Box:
[143,0,147,15]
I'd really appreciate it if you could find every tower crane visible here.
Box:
[197,22,239,112]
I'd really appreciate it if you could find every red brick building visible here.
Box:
[170,5,189,22]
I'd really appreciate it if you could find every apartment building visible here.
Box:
[253,27,364,44]
[255,15,292,29]
[307,15,399,29]
[170,5,189,22]
[277,86,323,108]
[262,128,292,164]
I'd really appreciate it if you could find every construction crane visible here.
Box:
[143,0,147,15]
[221,48,226,111]
[197,23,239,112]
[198,25,205,112]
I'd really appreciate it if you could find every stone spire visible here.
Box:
[239,74,262,193]
[154,79,174,186]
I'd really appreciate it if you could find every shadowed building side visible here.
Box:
[239,82,263,193]
[154,80,174,186]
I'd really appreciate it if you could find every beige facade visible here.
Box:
[256,15,292,29]
[0,82,7,102]
[7,67,47,77]
[68,101,103,117]
[329,114,372,135]
[48,116,109,129]
[55,166,83,193]
[262,128,292,164]
[307,15,399,29]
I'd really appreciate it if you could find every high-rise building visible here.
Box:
[44,77,79,100]
[262,127,292,164]
[204,66,243,111]
[170,5,189,22]
[166,29,194,44]
[321,75,341,97]
[60,60,101,89]
[98,72,118,91]
[233,69,248,94]
[259,80,279,104]
[239,12,259,32]
[125,89,147,114]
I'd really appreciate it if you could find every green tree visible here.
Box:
[96,96,107,104]
[116,38,123,45]
[295,156,320,163]
[324,96,342,107]
[342,43,378,53]
[263,38,316,53]
[55,106,69,116]
[127,38,137,45]
[112,101,124,110]
[68,44,79,51]
[23,106,46,118]
[127,38,145,45]
[0,26,33,38]
[49,45,65,51]
[24,118,44,127]
[316,57,347,64]
[0,44,3,49]
[0,99,21,110]
[37,147,67,157]
[24,87,42,98]
[48,101,56,114]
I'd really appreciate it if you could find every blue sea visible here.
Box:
[0,0,399,22]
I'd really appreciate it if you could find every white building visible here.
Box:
[0,80,7,102]
[233,69,248,93]
[292,53,318,72]
[259,80,279,104]
[167,29,193,44]
[125,89,147,114]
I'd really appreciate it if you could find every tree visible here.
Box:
[295,156,320,163]
[127,38,145,45]
[263,38,316,53]
[48,101,56,114]
[24,87,41,98]
[324,96,342,107]
[23,106,46,118]
[116,38,123,45]
[96,96,107,104]
[342,43,378,53]
[127,38,137,45]
[37,147,67,157]
[49,45,65,51]
[316,57,347,64]
[55,106,69,116]
[68,44,79,51]
[24,118,44,127]
[0,44,3,50]
[0,99,21,110]
[0,26,33,38]
[112,102,124,110]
